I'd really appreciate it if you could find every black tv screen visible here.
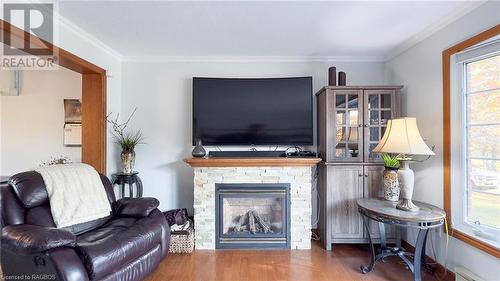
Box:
[193,77,313,146]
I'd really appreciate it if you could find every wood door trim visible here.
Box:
[82,74,107,173]
[442,24,500,258]
[0,19,105,74]
[1,19,107,174]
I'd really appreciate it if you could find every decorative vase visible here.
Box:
[192,139,206,157]
[121,150,135,174]
[328,66,337,86]
[338,71,347,86]
[397,159,419,211]
[383,167,400,201]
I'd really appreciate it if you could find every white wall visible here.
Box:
[0,67,81,175]
[0,6,123,175]
[56,17,123,175]
[121,60,386,217]
[385,2,500,279]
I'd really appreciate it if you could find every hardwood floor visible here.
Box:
[146,242,439,281]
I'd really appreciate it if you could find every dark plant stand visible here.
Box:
[112,172,143,198]
[357,198,445,281]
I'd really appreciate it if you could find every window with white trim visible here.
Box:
[452,39,500,248]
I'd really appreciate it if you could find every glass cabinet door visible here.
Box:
[364,90,395,162]
[331,90,363,162]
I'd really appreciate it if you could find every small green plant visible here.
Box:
[118,131,145,152]
[380,153,400,169]
[107,108,145,152]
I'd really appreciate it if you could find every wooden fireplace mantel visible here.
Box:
[184,157,322,167]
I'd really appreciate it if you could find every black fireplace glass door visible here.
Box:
[221,195,285,238]
[215,183,290,249]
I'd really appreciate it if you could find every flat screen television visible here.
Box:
[192,77,313,146]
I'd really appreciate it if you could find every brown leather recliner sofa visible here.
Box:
[0,171,170,281]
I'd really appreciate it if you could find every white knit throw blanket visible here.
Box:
[36,163,112,228]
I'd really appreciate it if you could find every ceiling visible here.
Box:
[57,1,482,60]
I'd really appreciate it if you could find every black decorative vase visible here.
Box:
[328,66,337,86]
[338,72,347,86]
[192,139,206,157]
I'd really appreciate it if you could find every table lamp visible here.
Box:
[373,118,434,211]
[338,127,359,157]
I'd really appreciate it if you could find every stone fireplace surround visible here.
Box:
[185,157,321,250]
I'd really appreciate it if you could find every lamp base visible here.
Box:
[396,199,419,212]
[397,159,419,212]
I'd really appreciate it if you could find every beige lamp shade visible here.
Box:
[373,117,435,156]
[340,127,358,142]
[345,127,358,150]
[336,127,359,150]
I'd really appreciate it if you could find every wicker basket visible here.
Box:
[168,221,194,254]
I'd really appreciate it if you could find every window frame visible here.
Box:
[453,52,500,245]
[443,24,500,258]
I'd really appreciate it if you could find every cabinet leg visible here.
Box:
[322,238,332,251]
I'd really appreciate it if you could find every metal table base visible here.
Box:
[357,202,445,281]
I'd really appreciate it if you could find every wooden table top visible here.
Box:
[357,198,446,223]
[184,157,322,167]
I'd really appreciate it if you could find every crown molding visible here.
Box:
[10,0,124,62]
[56,15,124,62]
[122,55,386,63]
[10,0,485,65]
[384,1,486,61]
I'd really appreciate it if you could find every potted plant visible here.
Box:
[380,153,401,201]
[107,109,145,174]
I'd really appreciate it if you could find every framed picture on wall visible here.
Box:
[64,99,82,123]
[64,99,82,146]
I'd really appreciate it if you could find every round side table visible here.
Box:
[111,172,143,198]
[357,198,445,281]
